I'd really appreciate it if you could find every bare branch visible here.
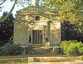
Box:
[0,0,17,22]
[0,0,6,5]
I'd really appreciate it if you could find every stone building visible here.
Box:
[13,0,61,49]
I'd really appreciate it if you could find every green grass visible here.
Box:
[0,55,28,63]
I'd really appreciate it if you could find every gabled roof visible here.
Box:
[17,6,56,13]
[16,6,58,20]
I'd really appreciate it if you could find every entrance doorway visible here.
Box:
[32,30,42,44]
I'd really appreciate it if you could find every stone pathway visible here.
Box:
[28,57,83,64]
[28,62,83,64]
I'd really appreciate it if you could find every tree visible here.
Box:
[1,12,14,22]
[44,0,83,41]
[44,0,83,23]
[0,0,32,22]
[0,0,17,22]
[61,21,83,42]
[0,12,14,45]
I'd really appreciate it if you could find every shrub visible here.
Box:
[0,43,23,56]
[80,56,83,60]
[61,40,83,56]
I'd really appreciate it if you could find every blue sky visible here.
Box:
[0,0,35,16]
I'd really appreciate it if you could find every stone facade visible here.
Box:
[14,6,61,47]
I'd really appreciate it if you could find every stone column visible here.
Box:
[47,21,51,46]
[43,26,46,45]
[31,30,33,44]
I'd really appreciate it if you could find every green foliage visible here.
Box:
[45,0,83,23]
[0,57,28,63]
[61,40,83,56]
[1,12,14,22]
[80,56,83,60]
[0,43,23,56]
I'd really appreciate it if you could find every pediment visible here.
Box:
[16,6,58,20]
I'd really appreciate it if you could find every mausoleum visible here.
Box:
[13,0,61,51]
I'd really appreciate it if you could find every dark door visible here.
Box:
[32,30,42,44]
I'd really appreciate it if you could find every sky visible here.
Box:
[0,0,35,16]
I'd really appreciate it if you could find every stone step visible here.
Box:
[28,57,80,62]
[28,57,83,64]
[28,62,83,64]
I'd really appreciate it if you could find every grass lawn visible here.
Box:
[0,55,28,64]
